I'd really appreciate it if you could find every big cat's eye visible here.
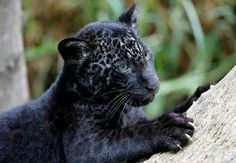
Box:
[144,52,150,61]
[118,63,131,73]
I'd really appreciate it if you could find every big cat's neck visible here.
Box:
[39,66,84,107]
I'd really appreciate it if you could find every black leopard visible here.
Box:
[0,4,208,163]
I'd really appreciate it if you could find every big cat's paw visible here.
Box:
[156,113,195,152]
[192,85,211,101]
[172,84,211,113]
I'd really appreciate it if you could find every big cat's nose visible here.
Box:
[144,82,159,92]
[140,62,160,93]
[141,71,160,93]
[143,78,160,92]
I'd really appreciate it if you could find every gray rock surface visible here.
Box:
[144,66,236,163]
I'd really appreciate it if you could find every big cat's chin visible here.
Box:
[131,93,155,107]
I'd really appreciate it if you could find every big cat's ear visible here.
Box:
[118,3,138,30]
[58,37,90,62]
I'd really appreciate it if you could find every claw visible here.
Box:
[176,144,182,150]
[185,134,193,143]
[188,122,196,129]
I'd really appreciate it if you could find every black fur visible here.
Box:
[0,4,209,163]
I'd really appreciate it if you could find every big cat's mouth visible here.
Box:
[131,92,155,106]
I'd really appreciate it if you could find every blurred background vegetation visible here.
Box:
[22,0,236,118]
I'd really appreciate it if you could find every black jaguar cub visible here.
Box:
[0,4,207,163]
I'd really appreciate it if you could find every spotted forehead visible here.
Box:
[76,22,147,62]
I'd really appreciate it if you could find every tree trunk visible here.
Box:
[144,66,236,163]
[0,0,29,111]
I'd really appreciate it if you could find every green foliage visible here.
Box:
[25,39,58,60]
[22,0,236,118]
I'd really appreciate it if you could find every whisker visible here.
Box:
[105,94,130,126]
[117,95,132,126]
[102,91,129,112]
[96,88,130,97]
[105,93,129,118]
